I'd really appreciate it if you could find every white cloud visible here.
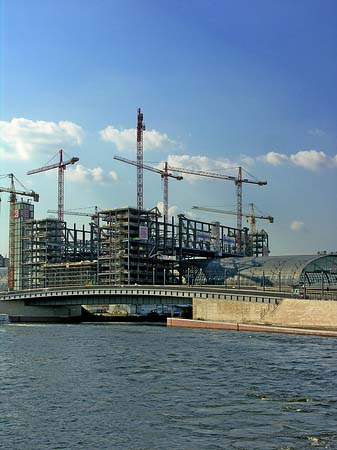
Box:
[289,150,330,170]
[260,151,289,166]
[109,170,118,182]
[0,117,84,161]
[167,154,234,171]
[156,202,178,219]
[100,125,174,152]
[68,164,118,184]
[185,210,198,220]
[290,220,305,232]
[259,149,337,171]
[240,155,255,167]
[164,154,237,183]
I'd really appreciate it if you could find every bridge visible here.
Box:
[0,285,285,307]
[1,284,332,322]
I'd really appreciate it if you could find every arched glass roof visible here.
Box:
[184,254,337,288]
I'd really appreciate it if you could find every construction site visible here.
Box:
[2,108,335,293]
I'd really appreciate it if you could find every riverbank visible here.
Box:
[167,317,337,337]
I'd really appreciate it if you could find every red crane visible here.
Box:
[166,164,267,249]
[137,108,145,210]
[114,155,183,221]
[27,149,79,222]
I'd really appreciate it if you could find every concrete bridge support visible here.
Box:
[0,300,82,322]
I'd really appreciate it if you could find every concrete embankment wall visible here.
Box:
[0,300,82,322]
[193,298,337,329]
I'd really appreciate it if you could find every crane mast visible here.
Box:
[58,150,64,223]
[236,166,243,232]
[137,108,145,210]
[162,162,169,221]
[27,149,79,222]
[8,175,16,291]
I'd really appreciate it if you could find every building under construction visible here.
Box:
[9,203,268,290]
[3,110,272,291]
[96,206,245,285]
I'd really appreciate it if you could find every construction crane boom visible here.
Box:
[168,164,267,249]
[167,165,267,186]
[115,155,164,176]
[27,149,79,222]
[27,156,79,175]
[0,186,39,202]
[192,204,273,235]
[47,209,97,218]
[114,155,183,221]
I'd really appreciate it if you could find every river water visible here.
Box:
[1,323,337,450]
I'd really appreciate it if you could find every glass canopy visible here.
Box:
[184,254,337,289]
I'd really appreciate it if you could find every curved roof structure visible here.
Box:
[184,254,337,288]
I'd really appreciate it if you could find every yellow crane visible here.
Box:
[192,204,273,235]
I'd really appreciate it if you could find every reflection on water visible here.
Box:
[1,323,337,449]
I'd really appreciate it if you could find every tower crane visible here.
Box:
[137,108,145,210]
[167,164,267,248]
[114,155,183,221]
[192,204,274,235]
[0,173,39,290]
[0,174,39,203]
[27,149,79,222]
[247,203,274,235]
[47,207,99,227]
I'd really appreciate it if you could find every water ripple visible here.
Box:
[1,324,337,450]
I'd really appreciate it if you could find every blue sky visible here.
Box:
[1,0,336,256]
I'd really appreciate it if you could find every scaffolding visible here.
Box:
[42,261,97,288]
[97,207,162,285]
[22,218,65,289]
[9,200,35,290]
[96,207,248,285]
[22,218,96,289]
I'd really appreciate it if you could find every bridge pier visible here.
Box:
[0,300,82,323]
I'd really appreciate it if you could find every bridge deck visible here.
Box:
[0,285,285,307]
